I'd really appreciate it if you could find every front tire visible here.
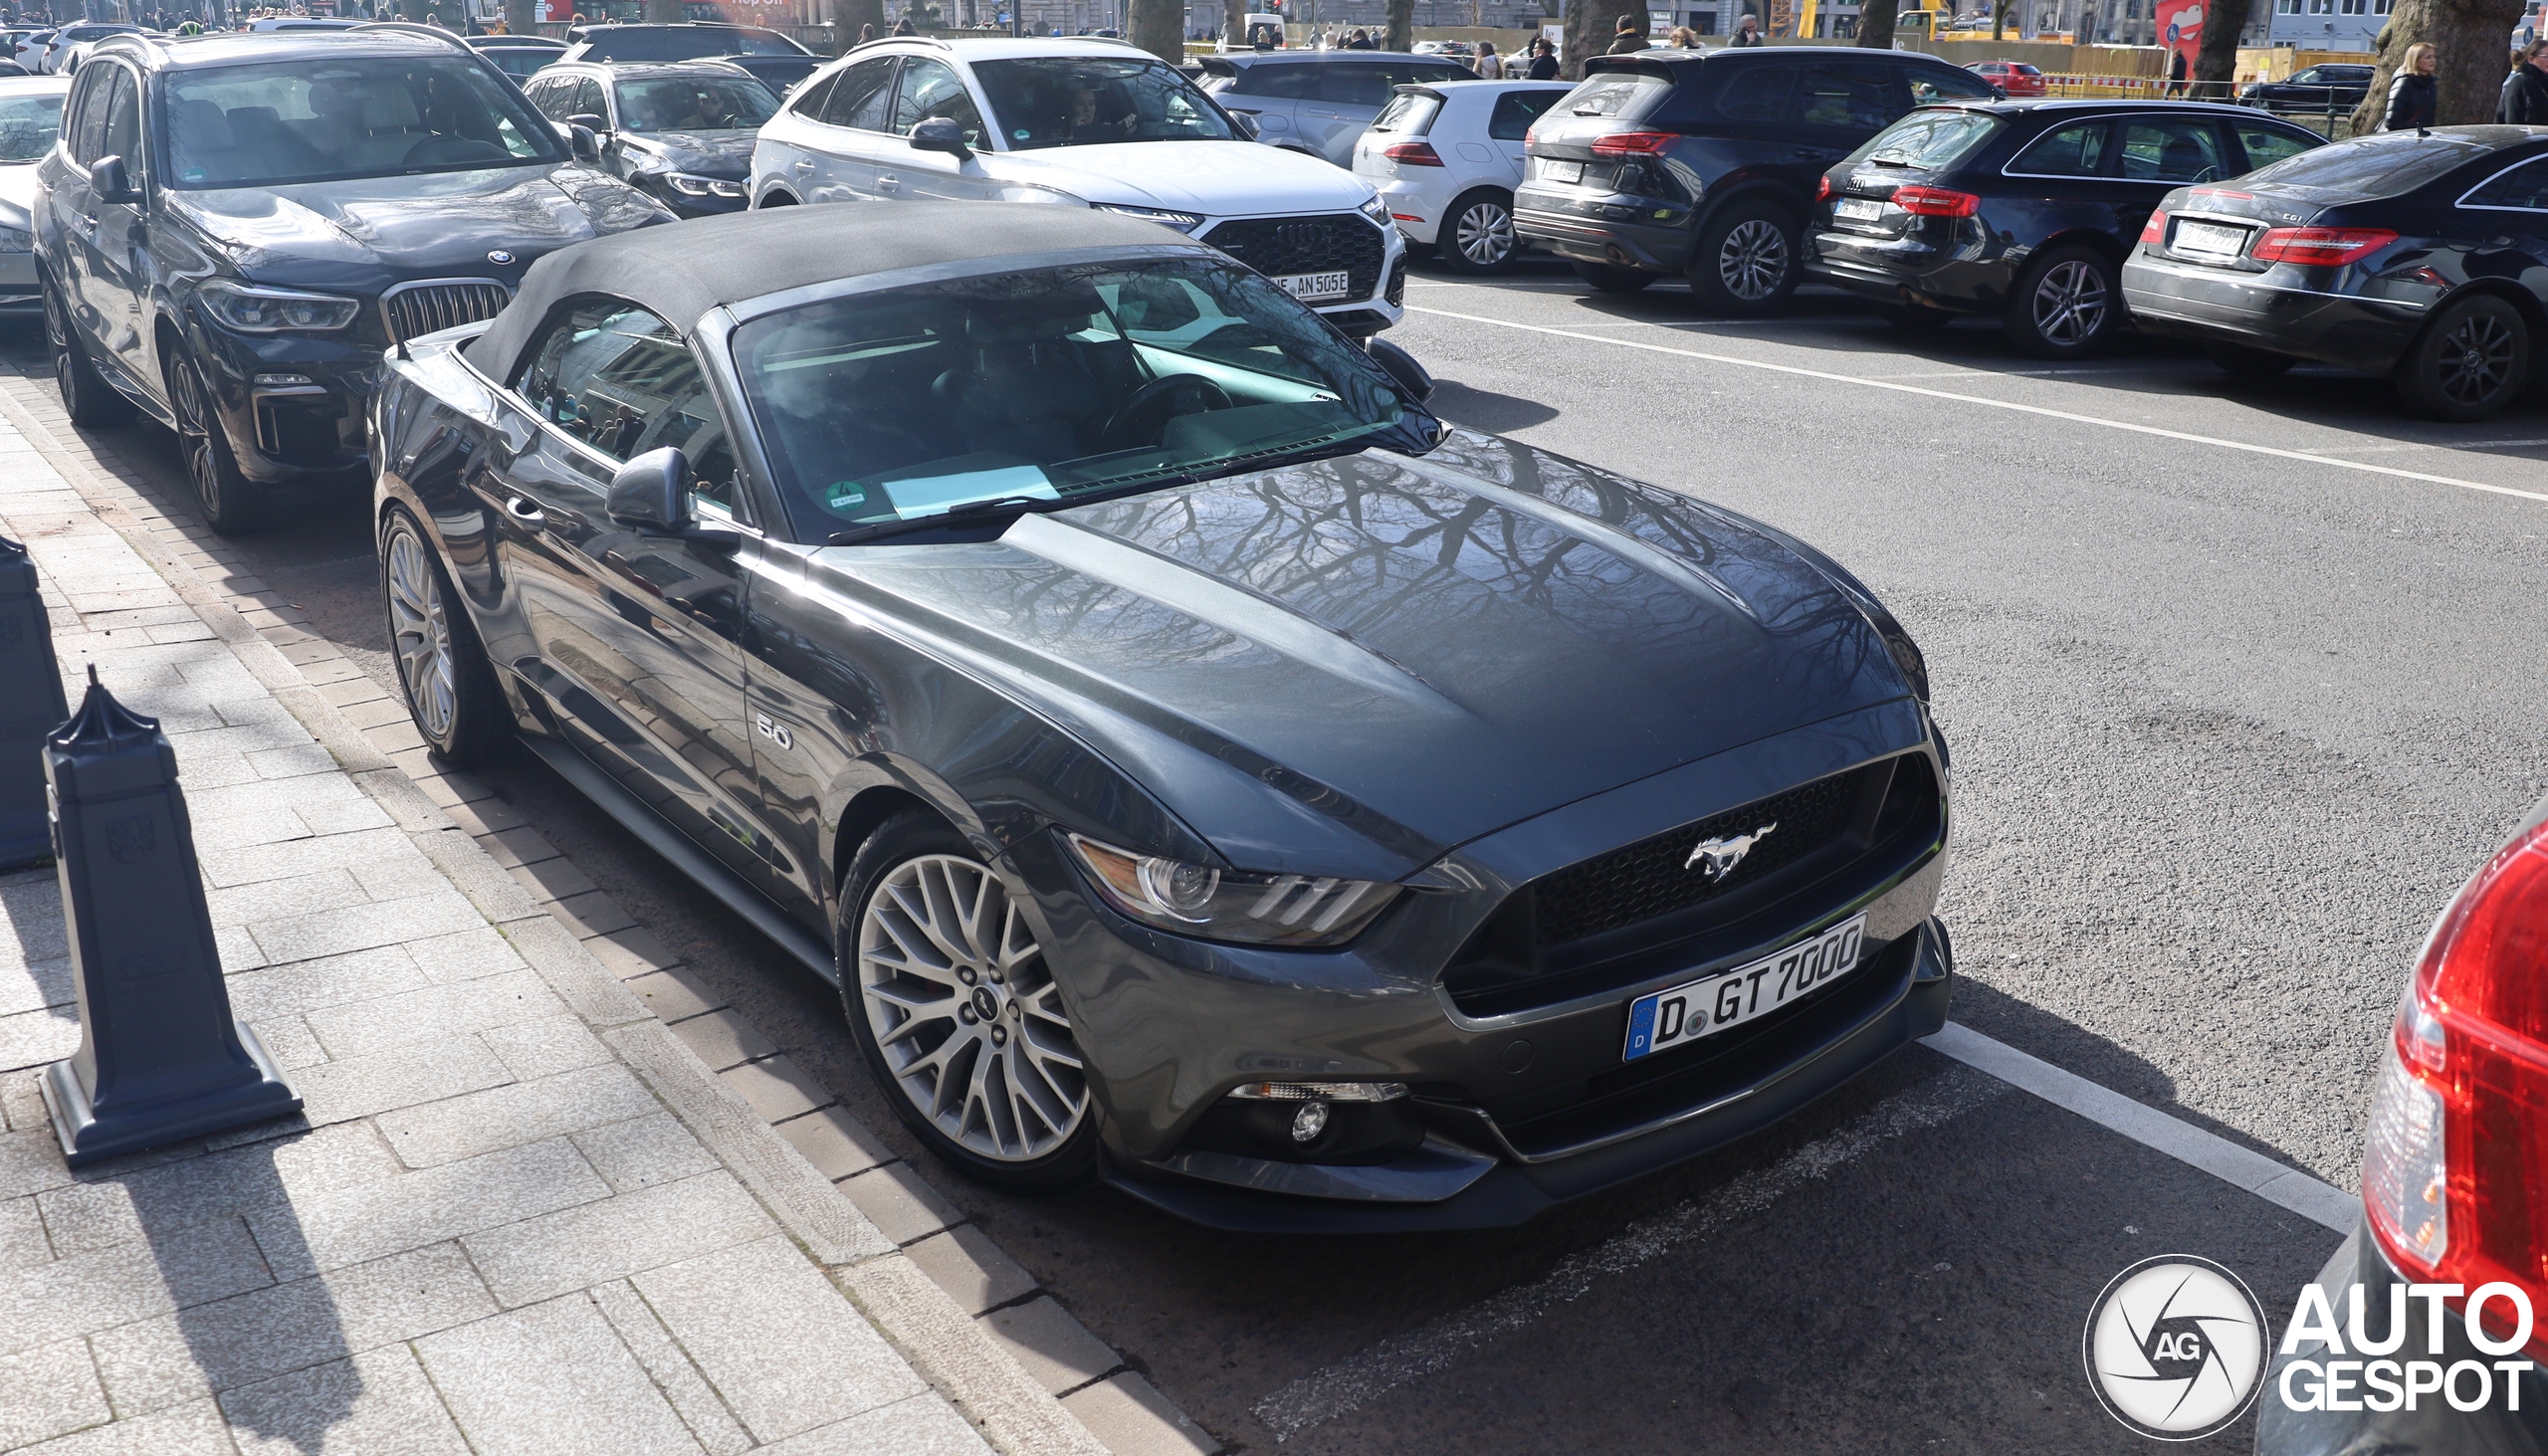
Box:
[380,508,511,763]
[1687,199,1800,317]
[2396,294,2531,422]
[1570,260,1654,295]
[2004,244,2118,359]
[45,276,130,429]
[167,350,261,534]
[840,810,1098,1193]
[1438,187,1521,275]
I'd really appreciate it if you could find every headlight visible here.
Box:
[1064,833,1399,946]
[662,171,747,199]
[199,279,360,332]
[1358,194,1391,228]
[0,225,29,254]
[1090,202,1203,233]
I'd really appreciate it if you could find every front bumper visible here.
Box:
[2120,251,2425,373]
[192,315,382,487]
[2258,1224,2548,1454]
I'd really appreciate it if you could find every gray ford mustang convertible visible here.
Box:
[370,204,1954,1230]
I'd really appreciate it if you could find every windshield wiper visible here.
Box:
[824,495,1055,547]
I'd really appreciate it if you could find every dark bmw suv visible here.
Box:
[37,28,672,533]
[1515,48,2001,313]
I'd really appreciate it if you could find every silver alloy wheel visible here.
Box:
[858,853,1088,1162]
[1453,197,1515,268]
[385,526,458,742]
[2436,312,2517,407]
[2030,258,2109,348]
[1718,218,1791,302]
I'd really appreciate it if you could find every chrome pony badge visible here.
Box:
[1685,823,1776,881]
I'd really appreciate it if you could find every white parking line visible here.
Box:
[1407,305,2548,508]
[1248,1021,2353,1442]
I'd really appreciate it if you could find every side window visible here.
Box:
[97,66,138,171]
[2461,156,2548,210]
[524,76,569,120]
[1320,64,1393,108]
[573,78,606,122]
[1796,63,1896,129]
[1233,64,1321,101]
[821,56,897,130]
[1904,64,1998,104]
[1488,89,1561,140]
[2009,119,2109,176]
[2117,118,2230,183]
[516,299,675,463]
[66,64,109,166]
[891,58,983,142]
[1713,63,1796,122]
[789,69,838,118]
[2234,123,2313,174]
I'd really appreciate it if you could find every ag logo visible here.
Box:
[753,713,792,751]
[2084,1255,2268,1441]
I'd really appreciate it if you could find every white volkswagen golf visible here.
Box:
[749,37,1407,336]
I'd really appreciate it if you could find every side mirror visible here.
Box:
[1227,109,1260,139]
[91,153,138,205]
[1366,336,1434,404]
[604,447,690,533]
[908,115,971,158]
[569,123,600,164]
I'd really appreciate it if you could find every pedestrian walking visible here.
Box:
[1525,36,1558,77]
[1475,38,1502,76]
[857,19,874,40]
[1729,12,1762,45]
[1607,13,1644,52]
[2503,40,2548,122]
[2165,45,2187,97]
[2385,42,2439,129]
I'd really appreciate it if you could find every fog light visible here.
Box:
[1227,1081,1406,1102]
[254,373,314,388]
[1290,1102,1329,1144]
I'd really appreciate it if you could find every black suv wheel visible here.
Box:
[2005,244,2118,359]
[167,349,261,534]
[44,274,130,429]
[1688,199,1800,317]
[2396,295,2531,422]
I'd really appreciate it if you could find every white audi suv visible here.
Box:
[749,36,1406,335]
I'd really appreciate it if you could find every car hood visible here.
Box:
[165,163,673,290]
[622,128,757,177]
[988,139,1374,216]
[818,430,1913,879]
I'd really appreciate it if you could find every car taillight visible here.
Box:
[1590,130,1674,155]
[2140,212,2167,246]
[2364,820,2548,1355]
[1891,185,1980,218]
[2250,226,2399,267]
[1382,141,1444,166]
[1816,175,1833,202]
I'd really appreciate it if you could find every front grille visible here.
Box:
[1203,214,1385,305]
[1536,771,1867,946]
[381,279,513,344]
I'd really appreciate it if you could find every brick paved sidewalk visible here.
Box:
[0,414,1104,1453]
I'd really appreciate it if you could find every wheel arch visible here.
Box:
[2424,279,2548,351]
[1691,177,1810,236]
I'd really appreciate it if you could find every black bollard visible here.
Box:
[40,667,300,1166]
[0,534,67,871]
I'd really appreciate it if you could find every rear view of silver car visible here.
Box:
[1196,50,1476,166]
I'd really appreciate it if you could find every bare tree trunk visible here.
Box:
[644,0,682,22]
[1128,0,1183,62]
[2349,0,2521,130]
[1561,0,1634,77]
[1992,0,2010,38]
[2190,0,2247,99]
[1220,0,1242,47]
[1384,0,1411,50]
[503,0,536,33]
[1856,0,1897,46]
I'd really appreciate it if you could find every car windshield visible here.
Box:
[0,90,62,162]
[161,57,563,189]
[733,259,1432,533]
[968,58,1233,149]
[613,76,774,131]
[2242,130,2494,197]
[1850,107,2000,168]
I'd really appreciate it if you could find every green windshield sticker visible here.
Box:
[827,484,869,510]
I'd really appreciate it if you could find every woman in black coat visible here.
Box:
[2386,42,2439,130]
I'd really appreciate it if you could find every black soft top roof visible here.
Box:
[467,202,1211,379]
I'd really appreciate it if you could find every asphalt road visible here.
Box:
[24,255,2548,1452]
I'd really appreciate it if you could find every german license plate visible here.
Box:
[1275,270,1353,303]
[1622,916,1868,1062]
[2172,219,2250,260]
[1835,197,1883,222]
[1542,158,1584,184]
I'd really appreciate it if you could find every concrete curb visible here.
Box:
[0,373,1215,1456]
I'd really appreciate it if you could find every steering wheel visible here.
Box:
[1101,374,1231,452]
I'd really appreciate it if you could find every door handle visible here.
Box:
[793,157,813,171]
[504,495,545,525]
[877,174,900,194]
[74,214,97,235]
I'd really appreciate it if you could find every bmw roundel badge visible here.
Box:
[486,250,516,266]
